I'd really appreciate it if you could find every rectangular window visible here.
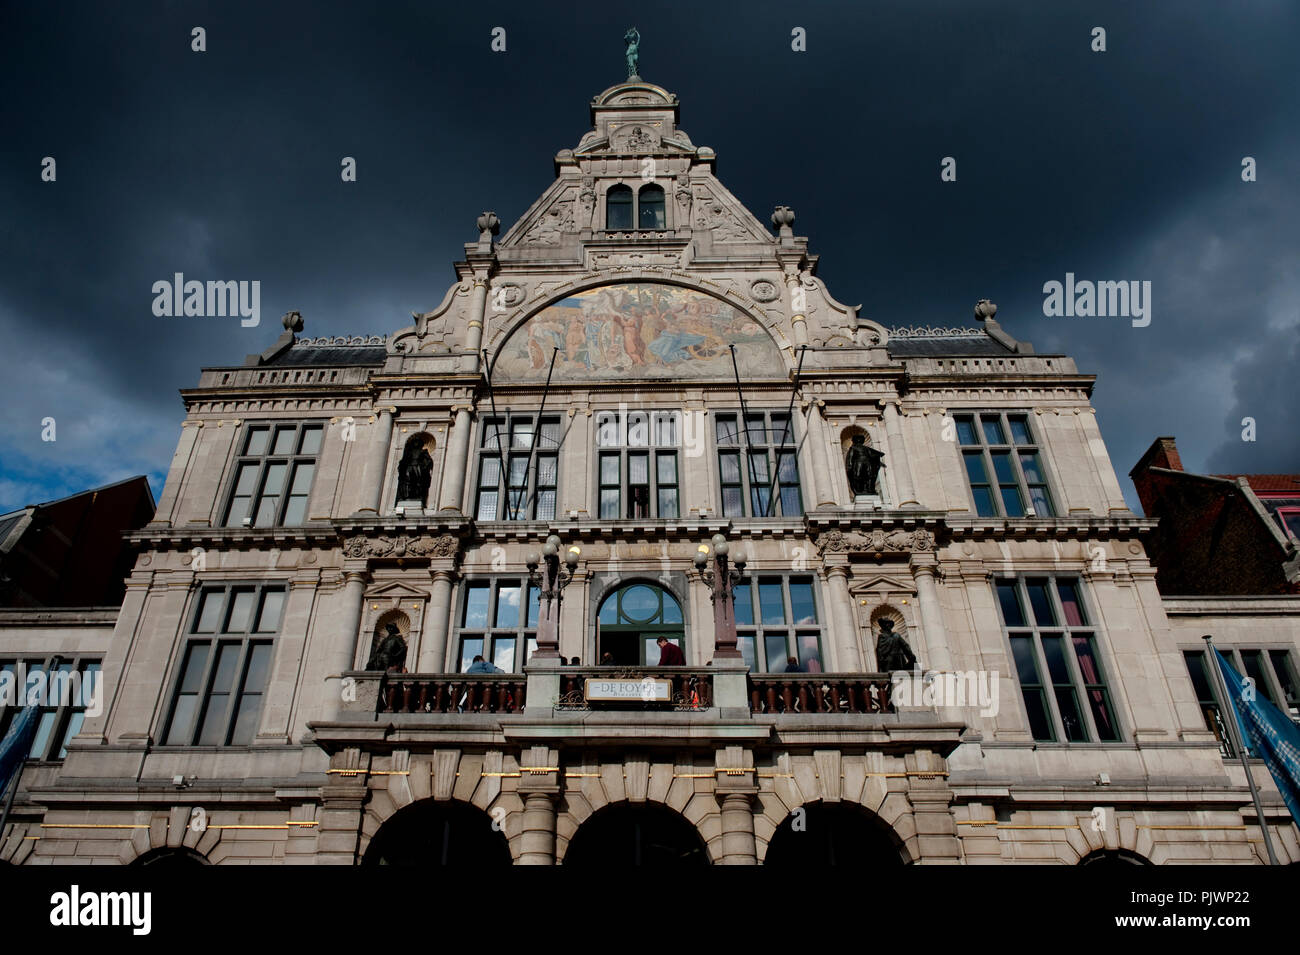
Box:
[0,656,102,762]
[593,411,681,518]
[714,411,802,517]
[1183,650,1235,757]
[163,584,284,746]
[223,422,325,527]
[995,576,1117,742]
[455,578,539,674]
[475,415,562,521]
[1189,647,1300,751]
[953,412,1054,518]
[733,575,823,673]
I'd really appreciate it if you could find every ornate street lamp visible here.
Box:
[526,534,581,660]
[694,533,747,661]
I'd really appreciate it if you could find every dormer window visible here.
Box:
[604,183,666,231]
[606,185,634,230]
[638,184,665,229]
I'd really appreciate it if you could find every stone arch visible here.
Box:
[764,801,910,866]
[361,797,511,866]
[562,799,710,866]
[131,846,211,867]
[483,274,796,381]
[753,752,928,863]
[1078,848,1152,867]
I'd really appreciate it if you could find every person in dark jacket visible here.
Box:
[784,655,803,673]
[656,636,686,666]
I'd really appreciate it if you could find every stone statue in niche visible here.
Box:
[396,437,433,505]
[366,622,408,672]
[874,618,916,672]
[845,433,885,496]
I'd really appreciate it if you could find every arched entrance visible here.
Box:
[764,803,906,866]
[363,800,512,866]
[564,803,709,866]
[597,582,684,665]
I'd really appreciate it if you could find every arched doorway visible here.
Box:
[363,800,512,866]
[565,803,709,866]
[764,803,906,866]
[597,582,684,665]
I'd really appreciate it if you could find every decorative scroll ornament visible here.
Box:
[343,534,458,559]
[817,528,934,555]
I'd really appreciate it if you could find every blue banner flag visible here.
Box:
[1213,649,1300,829]
[0,705,40,799]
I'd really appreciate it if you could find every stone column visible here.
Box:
[824,562,861,671]
[327,565,368,716]
[438,405,474,514]
[910,554,952,671]
[805,400,838,508]
[318,748,368,864]
[715,746,757,864]
[466,277,489,367]
[437,269,489,514]
[516,745,559,864]
[784,272,809,345]
[882,400,919,508]
[418,568,455,672]
[365,407,394,512]
[718,793,757,864]
[518,793,557,865]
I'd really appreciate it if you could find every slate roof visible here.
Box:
[885,334,1016,358]
[264,344,388,367]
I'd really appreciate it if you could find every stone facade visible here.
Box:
[4,76,1298,866]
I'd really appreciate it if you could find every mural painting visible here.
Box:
[494,283,783,381]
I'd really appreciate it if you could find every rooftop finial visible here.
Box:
[624,27,641,79]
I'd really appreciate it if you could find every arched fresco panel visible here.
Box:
[494,282,784,381]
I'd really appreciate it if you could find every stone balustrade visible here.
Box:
[747,672,893,715]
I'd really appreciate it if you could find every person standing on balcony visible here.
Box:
[466,655,503,674]
[784,656,803,674]
[656,636,685,666]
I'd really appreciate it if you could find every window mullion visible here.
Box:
[983,447,1001,516]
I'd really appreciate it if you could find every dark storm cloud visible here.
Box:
[1,0,1296,512]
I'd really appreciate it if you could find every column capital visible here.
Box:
[909,553,939,575]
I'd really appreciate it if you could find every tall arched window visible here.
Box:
[597,582,683,665]
[606,185,633,230]
[638,184,665,229]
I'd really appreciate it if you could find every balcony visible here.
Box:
[374,673,528,714]
[748,673,894,715]
[343,669,895,718]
